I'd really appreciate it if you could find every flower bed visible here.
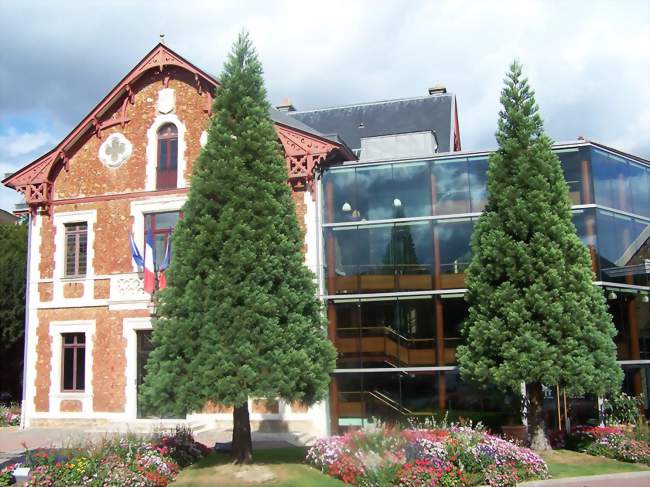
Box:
[0,426,210,486]
[307,425,548,487]
[0,404,20,427]
[567,425,650,465]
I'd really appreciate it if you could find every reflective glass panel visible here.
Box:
[394,221,433,291]
[398,297,436,366]
[433,158,470,215]
[441,296,467,365]
[609,293,650,361]
[468,156,489,212]
[557,147,592,205]
[360,299,399,368]
[595,210,649,286]
[392,162,432,218]
[592,148,650,217]
[333,301,361,368]
[356,165,394,221]
[324,226,361,294]
[436,218,474,289]
[360,224,395,292]
[322,168,356,223]
[572,209,598,274]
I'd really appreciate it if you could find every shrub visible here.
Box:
[604,393,644,425]
[0,403,20,427]
[0,463,19,487]
[307,424,547,487]
[20,427,208,486]
[567,424,650,466]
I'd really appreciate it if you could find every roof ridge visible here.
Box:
[289,93,453,115]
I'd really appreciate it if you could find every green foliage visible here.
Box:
[456,61,623,397]
[139,32,336,418]
[604,393,645,425]
[0,223,27,351]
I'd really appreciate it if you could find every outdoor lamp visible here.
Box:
[393,198,402,208]
[607,291,617,300]
[342,202,352,212]
[642,294,649,303]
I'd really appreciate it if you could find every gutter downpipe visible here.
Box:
[20,213,32,429]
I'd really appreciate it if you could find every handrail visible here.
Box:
[337,326,462,344]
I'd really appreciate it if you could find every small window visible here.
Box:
[62,333,85,392]
[64,223,88,278]
[156,123,178,190]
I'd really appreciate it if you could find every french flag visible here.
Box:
[158,236,171,290]
[129,233,144,269]
[143,229,156,294]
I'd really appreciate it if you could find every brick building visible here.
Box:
[2,44,356,434]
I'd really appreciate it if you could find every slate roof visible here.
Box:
[287,93,455,154]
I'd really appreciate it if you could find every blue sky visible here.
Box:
[1,0,649,211]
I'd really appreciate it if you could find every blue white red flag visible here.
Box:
[157,236,171,290]
[129,233,144,269]
[143,229,156,294]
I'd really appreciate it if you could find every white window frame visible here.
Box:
[145,111,188,191]
[123,317,153,419]
[130,196,186,272]
[49,320,95,414]
[52,210,97,301]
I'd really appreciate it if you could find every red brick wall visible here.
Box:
[34,308,149,413]
[54,73,209,199]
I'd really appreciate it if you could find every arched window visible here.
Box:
[156,123,178,189]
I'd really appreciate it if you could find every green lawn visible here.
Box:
[172,446,344,486]
[172,446,650,486]
[540,449,650,478]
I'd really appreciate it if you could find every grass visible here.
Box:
[173,446,650,486]
[171,446,344,486]
[540,449,650,478]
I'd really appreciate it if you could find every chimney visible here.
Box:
[428,84,447,95]
[276,96,296,112]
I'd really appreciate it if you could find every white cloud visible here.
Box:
[0,128,57,211]
[0,128,57,158]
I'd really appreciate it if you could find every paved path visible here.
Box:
[521,471,650,487]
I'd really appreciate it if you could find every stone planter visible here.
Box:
[501,424,528,444]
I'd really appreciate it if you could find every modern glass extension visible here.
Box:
[319,141,650,431]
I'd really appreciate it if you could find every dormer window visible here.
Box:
[156,123,178,190]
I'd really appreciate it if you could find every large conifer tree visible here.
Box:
[456,62,622,449]
[140,33,336,463]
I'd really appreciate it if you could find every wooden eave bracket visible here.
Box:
[275,124,355,195]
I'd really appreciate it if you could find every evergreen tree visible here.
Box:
[0,223,26,350]
[456,62,622,449]
[0,222,27,400]
[140,32,336,463]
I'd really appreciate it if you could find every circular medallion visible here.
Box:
[99,133,132,168]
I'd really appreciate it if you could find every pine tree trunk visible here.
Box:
[527,382,551,450]
[232,402,253,464]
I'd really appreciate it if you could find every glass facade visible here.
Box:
[322,142,650,430]
[335,370,512,430]
[324,219,475,294]
[332,296,466,368]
